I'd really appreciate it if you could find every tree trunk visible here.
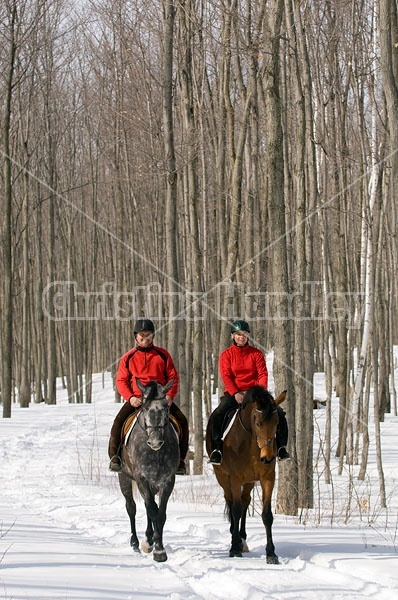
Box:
[263,0,297,516]
[178,0,203,474]
[379,0,398,208]
[1,1,17,418]
[19,141,31,408]
[162,1,180,363]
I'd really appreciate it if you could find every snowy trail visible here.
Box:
[1,382,397,599]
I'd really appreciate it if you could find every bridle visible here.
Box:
[237,395,279,463]
[138,401,170,449]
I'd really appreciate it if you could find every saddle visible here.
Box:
[121,410,181,445]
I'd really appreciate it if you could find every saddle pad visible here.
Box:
[221,409,239,441]
[123,412,139,437]
[169,414,181,439]
[123,412,140,445]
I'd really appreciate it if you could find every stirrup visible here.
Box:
[208,449,222,465]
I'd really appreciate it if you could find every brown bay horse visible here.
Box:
[205,385,287,563]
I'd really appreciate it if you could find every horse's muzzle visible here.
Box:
[147,439,164,451]
[257,438,276,463]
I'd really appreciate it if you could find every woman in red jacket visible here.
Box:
[108,318,189,474]
[208,320,290,465]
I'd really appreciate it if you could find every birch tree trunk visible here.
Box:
[351,9,379,456]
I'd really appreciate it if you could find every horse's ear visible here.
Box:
[162,379,174,395]
[274,390,287,406]
[136,379,145,393]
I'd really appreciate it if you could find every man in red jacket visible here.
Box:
[108,318,189,474]
[208,320,289,465]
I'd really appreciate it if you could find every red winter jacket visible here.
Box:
[116,344,179,400]
[219,342,268,396]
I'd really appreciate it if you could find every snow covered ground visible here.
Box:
[0,366,397,599]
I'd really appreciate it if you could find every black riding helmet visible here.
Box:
[134,318,155,334]
[230,320,250,334]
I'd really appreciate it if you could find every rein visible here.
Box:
[237,408,251,435]
[236,399,278,463]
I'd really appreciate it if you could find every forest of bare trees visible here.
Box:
[1,0,397,515]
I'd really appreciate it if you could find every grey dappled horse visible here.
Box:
[118,379,179,562]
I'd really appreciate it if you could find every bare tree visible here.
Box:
[261,0,297,515]
[1,1,18,418]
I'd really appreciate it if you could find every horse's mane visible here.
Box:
[242,385,275,419]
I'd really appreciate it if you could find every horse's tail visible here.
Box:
[224,501,232,523]
[131,479,139,501]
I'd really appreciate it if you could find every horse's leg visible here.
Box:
[137,479,169,560]
[229,478,244,557]
[134,478,156,554]
[141,514,154,554]
[150,477,175,562]
[261,477,279,564]
[118,473,139,551]
[239,483,253,553]
[221,493,235,545]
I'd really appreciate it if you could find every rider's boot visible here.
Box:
[109,454,122,472]
[208,448,222,465]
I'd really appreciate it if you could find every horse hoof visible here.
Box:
[242,540,249,553]
[130,536,140,552]
[229,550,242,558]
[266,554,279,564]
[153,550,167,562]
[141,540,154,554]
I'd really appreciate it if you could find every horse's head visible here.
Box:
[243,387,287,464]
[136,379,174,451]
